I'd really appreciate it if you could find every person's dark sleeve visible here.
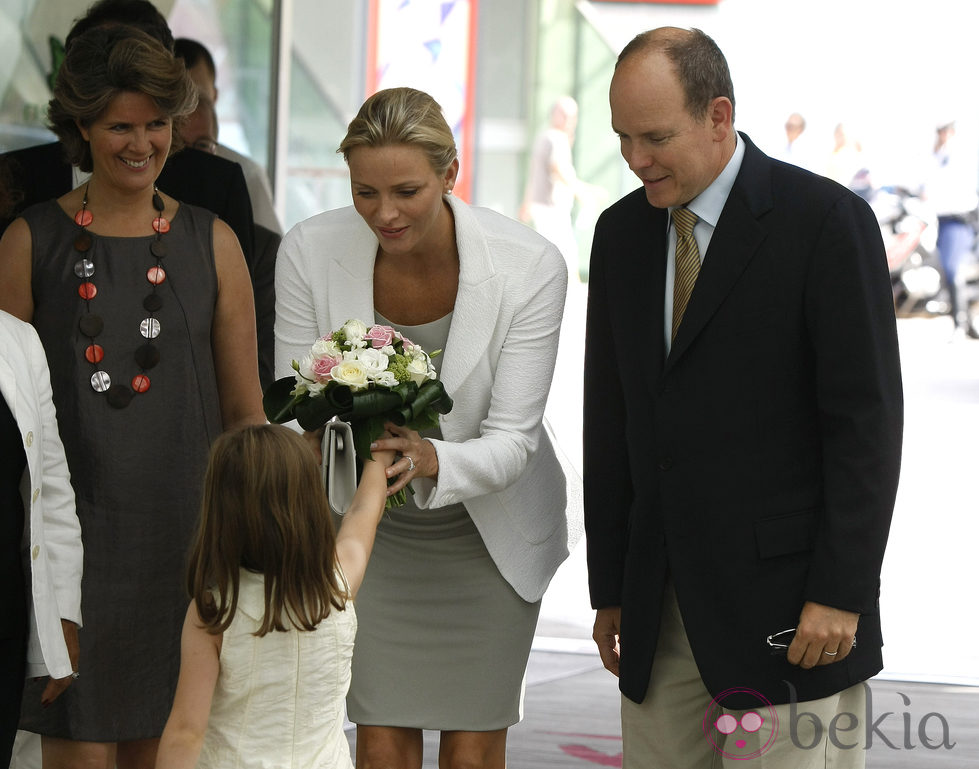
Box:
[583,211,633,610]
[803,192,904,614]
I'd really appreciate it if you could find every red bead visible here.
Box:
[153,216,170,234]
[74,209,93,227]
[84,344,104,363]
[146,266,166,285]
[131,374,151,393]
[78,282,97,300]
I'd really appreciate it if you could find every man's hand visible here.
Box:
[593,607,622,677]
[787,601,859,669]
[41,619,79,706]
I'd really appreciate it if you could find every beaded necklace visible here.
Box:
[73,184,170,409]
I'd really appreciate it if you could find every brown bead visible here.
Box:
[106,385,133,408]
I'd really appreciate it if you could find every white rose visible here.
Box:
[311,337,341,358]
[341,319,368,345]
[356,347,391,379]
[405,355,434,386]
[297,354,317,382]
[331,359,369,390]
[373,370,398,388]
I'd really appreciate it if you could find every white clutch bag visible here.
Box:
[321,420,357,516]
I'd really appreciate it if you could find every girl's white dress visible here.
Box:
[197,569,356,769]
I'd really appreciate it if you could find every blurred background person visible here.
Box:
[825,121,873,200]
[1,308,82,769]
[174,37,282,236]
[920,118,979,339]
[176,88,280,379]
[775,112,818,171]
[0,24,264,769]
[180,96,219,155]
[520,96,605,281]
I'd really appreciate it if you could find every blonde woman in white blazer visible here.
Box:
[275,88,576,769]
[0,310,82,765]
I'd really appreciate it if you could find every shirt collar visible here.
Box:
[670,133,745,228]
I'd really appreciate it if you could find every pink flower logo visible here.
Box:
[703,687,779,760]
[365,325,396,349]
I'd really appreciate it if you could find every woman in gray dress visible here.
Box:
[0,26,264,769]
[275,87,576,769]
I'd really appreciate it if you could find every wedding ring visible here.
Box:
[823,650,838,656]
[851,636,857,648]
[405,455,415,473]
[71,671,80,679]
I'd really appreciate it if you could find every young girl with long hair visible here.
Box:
[155,424,394,769]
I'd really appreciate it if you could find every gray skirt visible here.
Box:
[345,502,540,731]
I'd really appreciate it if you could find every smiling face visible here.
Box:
[347,143,458,259]
[78,90,172,194]
[610,50,734,209]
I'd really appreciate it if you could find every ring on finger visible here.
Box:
[823,650,838,657]
[405,455,415,473]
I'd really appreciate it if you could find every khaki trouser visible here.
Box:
[621,584,865,768]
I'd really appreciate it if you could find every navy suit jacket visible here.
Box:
[583,133,903,707]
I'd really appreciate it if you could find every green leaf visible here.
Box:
[346,382,418,419]
[351,416,386,460]
[294,396,342,432]
[262,377,303,423]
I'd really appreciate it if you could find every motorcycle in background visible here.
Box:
[872,186,949,317]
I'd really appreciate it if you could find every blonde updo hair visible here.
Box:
[338,87,457,176]
[48,25,197,173]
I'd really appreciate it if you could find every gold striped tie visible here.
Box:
[671,207,700,342]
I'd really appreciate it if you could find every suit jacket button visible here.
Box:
[25,431,34,448]
[31,545,40,560]
[658,457,673,471]
[32,488,40,503]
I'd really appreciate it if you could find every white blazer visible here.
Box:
[275,195,580,602]
[0,310,82,679]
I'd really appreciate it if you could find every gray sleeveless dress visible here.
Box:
[345,312,541,731]
[17,200,223,741]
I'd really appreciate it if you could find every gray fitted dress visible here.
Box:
[345,312,541,730]
[17,200,223,741]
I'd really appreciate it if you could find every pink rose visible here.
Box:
[311,355,341,382]
[365,324,396,349]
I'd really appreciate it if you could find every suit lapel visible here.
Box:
[439,196,501,394]
[634,201,669,381]
[665,135,773,374]
[328,224,378,331]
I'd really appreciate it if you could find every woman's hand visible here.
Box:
[372,423,439,496]
[41,619,79,706]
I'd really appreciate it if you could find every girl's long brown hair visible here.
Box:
[187,424,347,636]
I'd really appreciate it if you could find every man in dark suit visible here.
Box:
[583,28,903,767]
